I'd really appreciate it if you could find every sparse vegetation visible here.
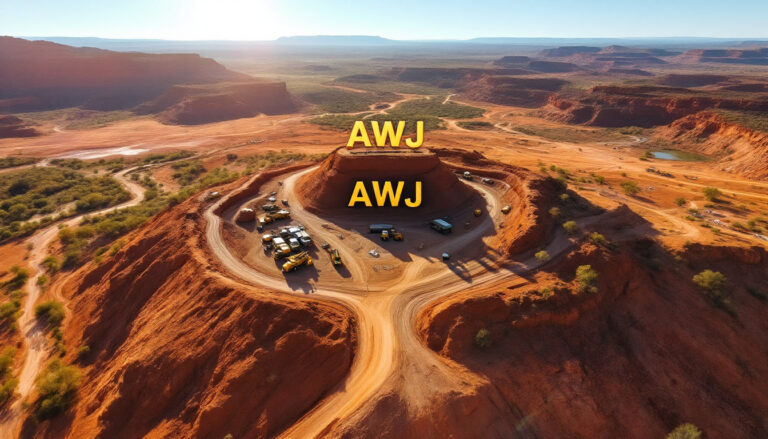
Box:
[0,157,37,169]
[297,87,397,113]
[589,232,610,248]
[0,167,130,242]
[35,300,65,329]
[0,347,18,406]
[474,328,492,349]
[702,186,722,202]
[563,221,579,234]
[693,270,731,312]
[33,359,81,419]
[456,121,493,130]
[666,423,702,439]
[675,197,687,207]
[620,180,640,196]
[535,250,550,262]
[548,207,561,217]
[575,265,599,294]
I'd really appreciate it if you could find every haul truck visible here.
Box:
[282,251,313,273]
[430,219,453,234]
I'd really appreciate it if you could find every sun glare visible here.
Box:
[185,0,281,40]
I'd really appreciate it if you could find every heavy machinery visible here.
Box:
[429,219,453,234]
[288,237,301,251]
[462,171,473,181]
[481,178,494,185]
[369,224,394,234]
[282,251,313,273]
[389,228,403,241]
[262,209,291,224]
[380,229,390,241]
[501,205,511,214]
[262,203,278,212]
[272,237,291,259]
[261,233,275,249]
[324,246,343,266]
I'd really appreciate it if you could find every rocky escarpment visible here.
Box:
[28,189,355,439]
[418,232,768,439]
[656,111,768,178]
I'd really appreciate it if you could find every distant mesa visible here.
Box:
[492,56,531,66]
[539,46,601,57]
[0,115,40,138]
[461,76,569,107]
[526,60,579,73]
[606,68,653,77]
[676,48,768,65]
[0,36,301,124]
[134,82,301,125]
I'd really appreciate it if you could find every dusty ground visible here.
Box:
[1,86,768,438]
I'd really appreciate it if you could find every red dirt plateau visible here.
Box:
[296,148,478,214]
[33,193,356,439]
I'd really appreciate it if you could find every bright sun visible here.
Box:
[184,0,281,40]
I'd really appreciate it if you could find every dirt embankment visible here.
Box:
[543,85,768,127]
[296,148,477,215]
[135,82,301,125]
[656,111,768,178]
[27,193,356,439]
[418,222,768,438]
[433,147,565,256]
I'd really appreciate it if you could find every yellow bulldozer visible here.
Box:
[282,251,313,273]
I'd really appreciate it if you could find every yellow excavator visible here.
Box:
[282,251,313,273]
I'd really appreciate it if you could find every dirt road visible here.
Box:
[0,166,144,437]
[203,166,592,438]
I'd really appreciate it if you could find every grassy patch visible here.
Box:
[0,157,37,169]
[457,121,494,130]
[33,359,81,420]
[712,109,768,133]
[390,98,484,119]
[512,125,629,143]
[0,167,130,242]
[297,87,397,113]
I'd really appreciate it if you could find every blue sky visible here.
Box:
[2,0,767,40]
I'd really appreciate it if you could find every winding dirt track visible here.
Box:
[0,167,145,437]
[203,165,591,438]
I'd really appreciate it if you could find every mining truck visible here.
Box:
[429,219,453,234]
[282,251,313,273]
[326,247,343,266]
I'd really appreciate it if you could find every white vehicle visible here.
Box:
[273,236,286,246]
[288,238,301,251]
[296,231,313,247]
[288,226,302,235]
[268,196,277,202]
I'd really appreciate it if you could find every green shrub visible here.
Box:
[589,232,610,248]
[575,265,599,294]
[35,301,65,329]
[563,221,579,234]
[620,180,640,195]
[702,187,722,202]
[33,359,81,419]
[42,255,60,273]
[0,347,17,406]
[666,423,702,439]
[693,270,731,312]
[548,207,561,217]
[474,328,492,349]
[675,197,687,207]
[2,266,28,291]
[535,250,550,262]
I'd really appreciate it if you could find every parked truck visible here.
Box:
[429,219,453,234]
[282,251,313,273]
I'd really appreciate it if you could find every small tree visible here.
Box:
[675,197,687,207]
[34,359,81,419]
[575,265,599,294]
[666,423,702,439]
[474,328,492,349]
[620,180,640,196]
[702,186,722,202]
[563,221,579,234]
[535,250,550,262]
[693,269,729,308]
[589,232,610,248]
[35,301,65,329]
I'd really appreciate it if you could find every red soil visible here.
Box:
[418,216,768,438]
[657,111,768,178]
[27,190,355,439]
